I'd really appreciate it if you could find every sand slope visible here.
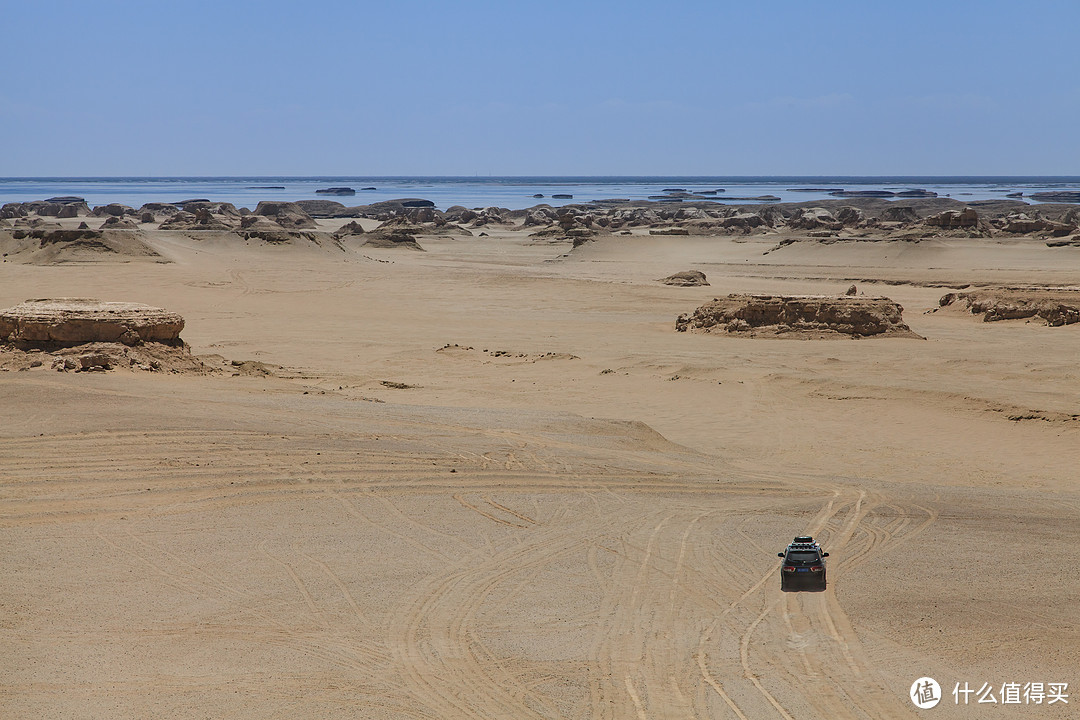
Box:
[2,226,1079,719]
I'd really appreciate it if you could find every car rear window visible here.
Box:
[785,551,820,563]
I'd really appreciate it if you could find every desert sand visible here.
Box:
[2,206,1079,719]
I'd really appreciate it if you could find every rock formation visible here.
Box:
[19,198,92,217]
[1,203,28,218]
[362,227,425,250]
[719,213,766,232]
[102,216,139,230]
[332,221,366,238]
[252,201,318,229]
[180,201,240,217]
[139,202,180,216]
[296,200,348,217]
[660,270,709,286]
[92,203,136,217]
[834,207,865,226]
[939,288,1080,326]
[676,294,919,337]
[829,190,896,198]
[239,214,285,232]
[879,206,919,223]
[0,299,185,345]
[925,207,979,229]
[1029,191,1080,203]
[789,208,842,231]
[1,227,164,263]
[158,209,237,231]
[523,207,558,226]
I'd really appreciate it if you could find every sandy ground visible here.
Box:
[2,222,1079,719]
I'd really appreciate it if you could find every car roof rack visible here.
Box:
[786,537,823,552]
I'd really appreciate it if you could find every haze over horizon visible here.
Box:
[2,0,1077,177]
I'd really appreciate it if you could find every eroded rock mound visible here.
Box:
[1,228,164,264]
[332,220,366,238]
[1000,214,1076,237]
[337,198,437,220]
[179,201,240,218]
[296,199,348,217]
[0,341,219,374]
[676,294,920,338]
[718,212,766,232]
[661,270,709,286]
[789,207,842,231]
[362,227,425,250]
[23,198,91,217]
[91,203,136,217]
[239,214,287,232]
[879,206,919,224]
[0,299,185,345]
[159,209,237,231]
[939,288,1080,326]
[925,207,979,229]
[139,202,181,216]
[253,201,318,229]
[102,216,139,230]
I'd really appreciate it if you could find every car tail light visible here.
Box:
[810,566,822,572]
[783,566,795,572]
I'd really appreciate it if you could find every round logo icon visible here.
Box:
[910,677,942,709]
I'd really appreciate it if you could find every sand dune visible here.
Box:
[2,220,1079,718]
[0,227,166,264]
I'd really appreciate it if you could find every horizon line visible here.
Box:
[4,175,1080,182]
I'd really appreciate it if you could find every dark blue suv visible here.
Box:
[778,536,829,591]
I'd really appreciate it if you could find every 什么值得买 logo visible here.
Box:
[911,677,941,709]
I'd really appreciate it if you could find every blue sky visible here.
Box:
[1,0,1077,176]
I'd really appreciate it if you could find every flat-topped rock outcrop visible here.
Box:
[676,294,920,338]
[660,270,709,286]
[939,288,1080,326]
[0,298,185,345]
[1029,191,1080,204]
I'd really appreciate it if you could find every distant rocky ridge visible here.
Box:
[4,196,1080,255]
[1029,191,1080,204]
[829,189,938,199]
